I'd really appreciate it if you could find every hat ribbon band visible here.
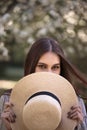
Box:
[25,91,61,106]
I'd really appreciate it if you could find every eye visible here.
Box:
[37,64,47,70]
[52,65,60,71]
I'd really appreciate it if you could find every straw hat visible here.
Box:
[10,72,78,130]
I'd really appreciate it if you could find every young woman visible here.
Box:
[0,37,87,130]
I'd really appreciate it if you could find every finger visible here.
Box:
[2,105,16,123]
[68,111,79,118]
[70,106,82,114]
[67,111,83,124]
[9,113,16,123]
[71,106,81,110]
[2,117,12,130]
[1,112,11,122]
[1,112,16,123]
[69,109,82,115]
[68,109,83,119]
[4,102,14,109]
[10,110,16,122]
[3,107,11,112]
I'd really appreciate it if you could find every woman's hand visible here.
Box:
[67,105,83,124]
[1,102,16,130]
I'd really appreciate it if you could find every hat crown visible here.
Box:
[23,94,62,130]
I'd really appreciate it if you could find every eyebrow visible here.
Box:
[37,62,60,66]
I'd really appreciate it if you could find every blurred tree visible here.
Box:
[0,0,87,72]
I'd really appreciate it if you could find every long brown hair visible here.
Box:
[24,37,87,98]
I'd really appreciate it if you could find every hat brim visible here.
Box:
[10,72,78,130]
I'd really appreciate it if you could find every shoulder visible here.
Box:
[77,96,85,107]
[0,89,12,103]
[77,96,87,115]
[77,95,83,101]
[0,90,11,115]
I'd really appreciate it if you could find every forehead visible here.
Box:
[38,52,60,63]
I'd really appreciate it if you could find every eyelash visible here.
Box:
[37,64,60,70]
[52,65,60,70]
[37,64,46,69]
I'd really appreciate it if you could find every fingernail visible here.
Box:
[11,120,15,123]
[71,106,73,109]
[67,112,70,115]
[13,114,16,118]
[11,103,14,106]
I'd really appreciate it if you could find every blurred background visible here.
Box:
[0,0,87,102]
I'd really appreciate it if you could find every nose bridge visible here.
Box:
[48,70,52,73]
[47,67,52,72]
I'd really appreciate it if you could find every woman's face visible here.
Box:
[35,52,61,74]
